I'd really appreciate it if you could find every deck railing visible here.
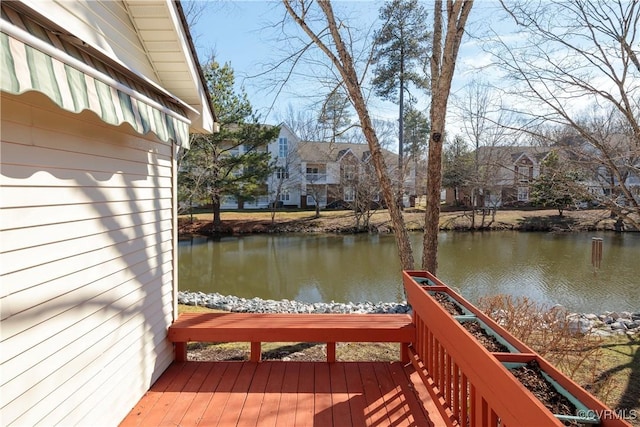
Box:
[403,270,630,427]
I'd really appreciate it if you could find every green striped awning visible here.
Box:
[1,4,191,147]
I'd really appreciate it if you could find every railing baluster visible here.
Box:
[461,374,468,426]
[481,397,489,427]
[453,363,460,421]
[445,353,452,409]
[490,408,499,427]
[470,383,477,427]
[438,343,445,396]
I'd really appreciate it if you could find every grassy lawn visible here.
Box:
[589,336,640,417]
[180,207,619,232]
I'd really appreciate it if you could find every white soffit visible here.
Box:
[125,0,214,134]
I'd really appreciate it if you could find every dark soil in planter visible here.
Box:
[432,292,465,315]
[510,360,580,426]
[461,321,510,353]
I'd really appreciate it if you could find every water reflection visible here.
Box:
[178,231,639,313]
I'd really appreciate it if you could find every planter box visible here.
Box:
[456,316,519,353]
[428,291,474,316]
[410,276,437,286]
[503,361,600,425]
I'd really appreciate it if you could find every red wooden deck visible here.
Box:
[119,271,632,427]
[120,361,445,427]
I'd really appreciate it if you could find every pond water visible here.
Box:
[178,231,640,314]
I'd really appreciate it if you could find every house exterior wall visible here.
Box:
[0,92,175,425]
[266,126,303,208]
[18,0,158,82]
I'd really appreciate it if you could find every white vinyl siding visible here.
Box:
[18,0,158,80]
[0,93,175,426]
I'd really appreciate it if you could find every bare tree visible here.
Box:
[422,0,474,273]
[330,156,382,231]
[181,1,210,29]
[490,0,639,230]
[282,0,415,269]
[453,78,515,227]
[268,158,299,224]
[277,103,324,141]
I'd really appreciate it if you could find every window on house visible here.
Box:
[306,194,326,205]
[276,166,289,179]
[279,191,290,202]
[343,164,356,180]
[306,166,325,182]
[518,166,530,182]
[344,186,355,202]
[517,186,529,202]
[278,137,288,158]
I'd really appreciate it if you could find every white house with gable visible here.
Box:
[264,125,406,209]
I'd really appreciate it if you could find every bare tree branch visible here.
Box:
[283,0,415,270]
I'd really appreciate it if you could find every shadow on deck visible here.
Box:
[120,360,443,426]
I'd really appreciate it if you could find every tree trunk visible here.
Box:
[470,188,476,228]
[422,0,473,273]
[212,194,222,228]
[398,64,405,210]
[285,1,415,270]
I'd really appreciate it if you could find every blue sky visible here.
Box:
[188,1,513,138]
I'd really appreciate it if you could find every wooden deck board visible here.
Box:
[178,362,228,426]
[329,363,352,425]
[277,362,300,426]
[295,363,316,426]
[359,362,390,426]
[344,363,368,426]
[198,362,242,426]
[374,361,409,426]
[313,363,333,426]
[256,362,285,427]
[236,362,271,426]
[120,361,446,427]
[159,362,212,426]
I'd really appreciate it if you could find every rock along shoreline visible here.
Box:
[178,291,640,338]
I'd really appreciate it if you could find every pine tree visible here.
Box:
[318,89,352,143]
[179,60,280,227]
[530,151,586,217]
[371,0,431,205]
